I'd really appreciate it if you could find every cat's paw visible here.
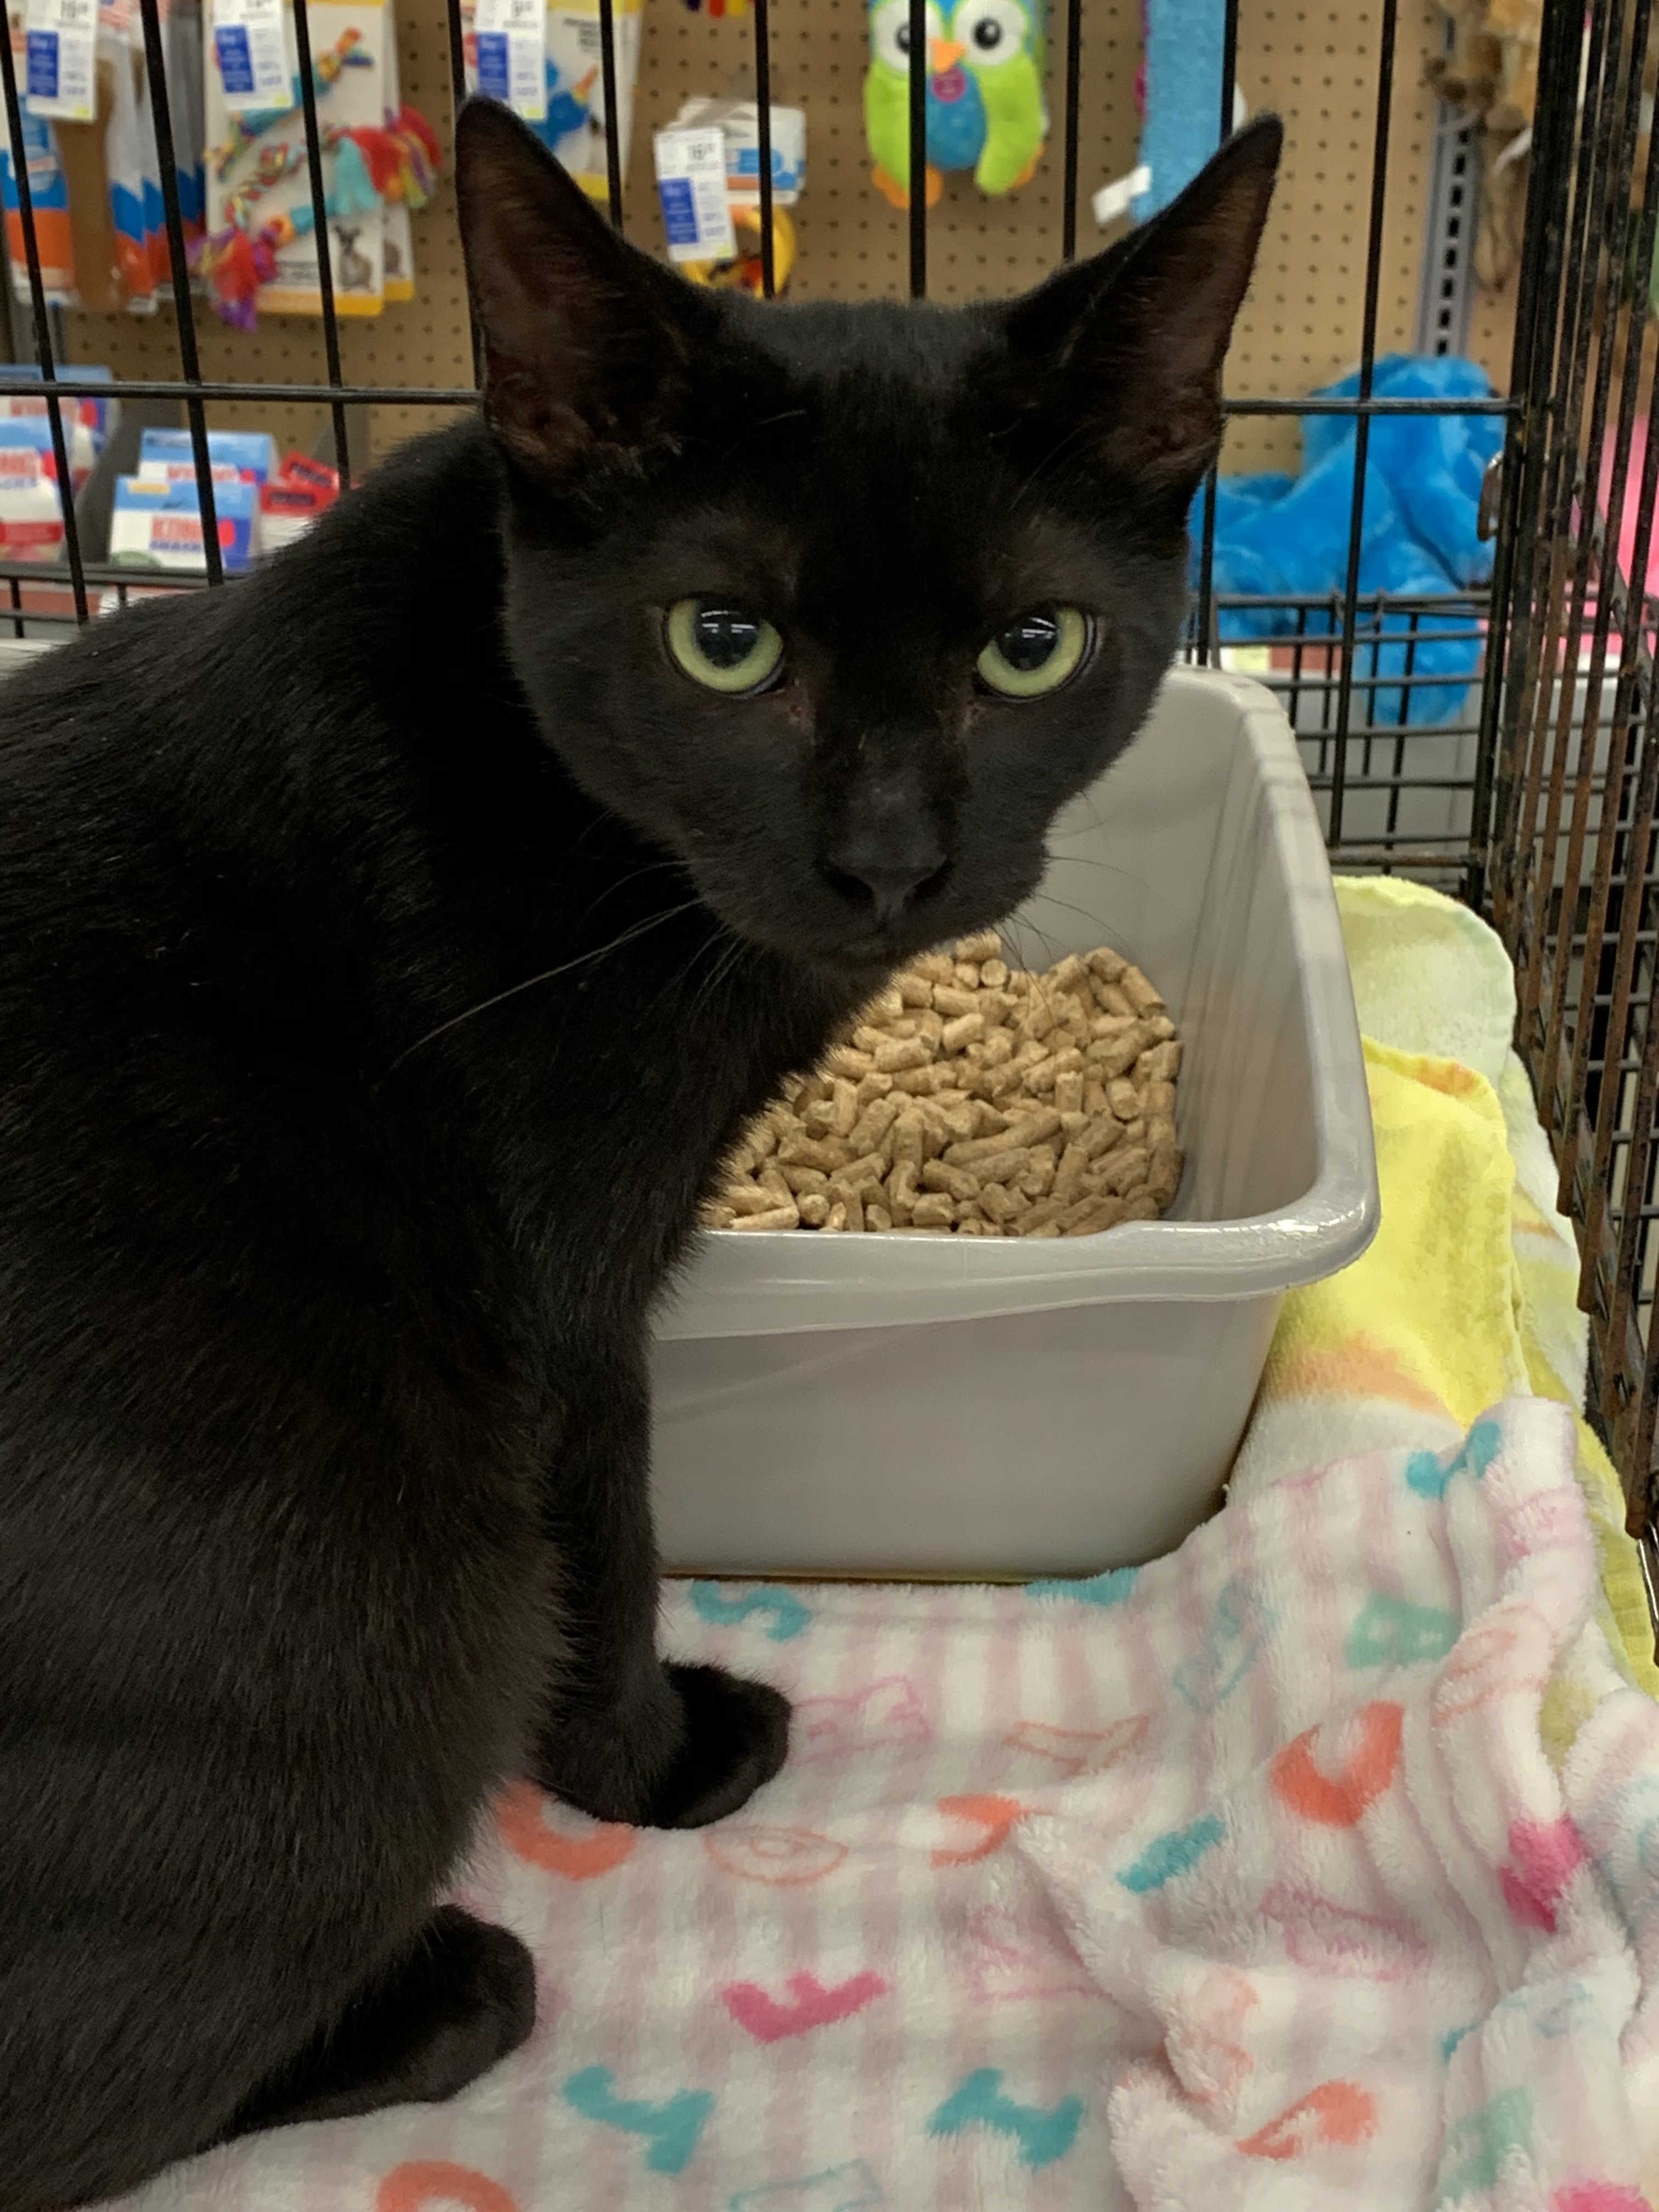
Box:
[639,1663,791,1829]
[533,1662,789,1827]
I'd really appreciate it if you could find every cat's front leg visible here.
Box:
[530,1344,789,1829]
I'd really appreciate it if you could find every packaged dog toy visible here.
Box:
[257,448,339,549]
[0,360,116,447]
[0,421,72,562]
[138,424,276,483]
[109,470,258,569]
[1,406,98,487]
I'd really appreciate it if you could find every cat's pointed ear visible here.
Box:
[454,98,706,477]
[1002,117,1282,493]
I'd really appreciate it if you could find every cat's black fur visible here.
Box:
[0,103,1279,2208]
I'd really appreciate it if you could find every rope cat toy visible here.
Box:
[197,109,439,328]
[206,29,372,180]
[198,28,441,329]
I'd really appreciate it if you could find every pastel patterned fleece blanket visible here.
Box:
[102,885,1659,2212]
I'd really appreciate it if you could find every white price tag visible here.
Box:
[473,0,545,123]
[210,0,290,113]
[654,127,734,264]
[24,0,98,122]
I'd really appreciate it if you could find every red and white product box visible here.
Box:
[0,440,66,562]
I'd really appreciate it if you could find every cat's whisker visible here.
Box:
[386,901,705,1074]
[1043,852,1140,880]
[651,919,741,1028]
[1050,790,1114,838]
[1018,889,1121,941]
[644,935,716,1021]
[1035,851,1190,932]
[576,860,697,929]
[685,930,749,1030]
[1004,904,1066,983]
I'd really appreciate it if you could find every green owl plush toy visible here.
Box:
[864,0,1046,209]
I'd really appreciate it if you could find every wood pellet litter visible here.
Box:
[702,935,1183,1238]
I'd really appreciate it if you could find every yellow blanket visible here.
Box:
[1232,876,1657,1700]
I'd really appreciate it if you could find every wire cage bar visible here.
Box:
[1486,0,1658,1583]
[0,0,1654,1638]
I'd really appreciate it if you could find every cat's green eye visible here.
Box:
[667,600,786,695]
[975,605,1090,699]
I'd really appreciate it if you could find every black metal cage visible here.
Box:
[2,0,1654,1634]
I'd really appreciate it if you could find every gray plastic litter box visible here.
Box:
[648,667,1379,1578]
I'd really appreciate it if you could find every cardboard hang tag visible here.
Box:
[654,125,735,263]
[473,0,545,121]
[24,0,98,122]
[210,0,290,113]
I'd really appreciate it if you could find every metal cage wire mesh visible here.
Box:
[1,0,1655,1635]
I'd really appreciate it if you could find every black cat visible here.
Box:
[0,101,1279,2209]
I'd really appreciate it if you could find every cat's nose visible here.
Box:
[836,862,942,928]
[825,766,950,928]
[824,837,949,928]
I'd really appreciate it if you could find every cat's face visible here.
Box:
[456,104,1280,978]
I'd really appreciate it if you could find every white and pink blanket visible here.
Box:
[117,1397,1659,2212]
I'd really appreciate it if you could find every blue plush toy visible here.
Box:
[1194,354,1504,726]
[1133,0,1223,218]
[1092,0,1237,228]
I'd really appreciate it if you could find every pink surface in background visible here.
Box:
[1600,413,1657,594]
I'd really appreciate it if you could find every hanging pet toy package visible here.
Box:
[199,0,439,326]
[460,0,642,205]
[98,0,163,311]
[202,0,384,318]
[20,0,98,126]
[670,94,805,206]
[5,0,197,312]
[0,77,76,302]
[0,24,76,301]
[653,97,805,294]
[160,0,206,249]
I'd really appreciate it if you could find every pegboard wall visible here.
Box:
[63,0,1522,476]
